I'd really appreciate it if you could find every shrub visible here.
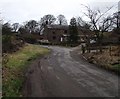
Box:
[21,34,37,44]
[2,35,13,53]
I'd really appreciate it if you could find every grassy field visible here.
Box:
[2,43,50,97]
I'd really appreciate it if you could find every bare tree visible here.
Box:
[24,20,38,33]
[76,17,85,26]
[0,13,2,36]
[82,5,114,52]
[76,17,91,29]
[111,11,120,35]
[100,16,114,33]
[18,26,28,34]
[12,23,19,32]
[112,11,120,29]
[38,14,56,34]
[57,14,68,25]
[40,14,56,25]
[2,22,12,35]
[82,5,114,37]
[83,5,113,30]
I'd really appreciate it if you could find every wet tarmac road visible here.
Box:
[23,46,119,97]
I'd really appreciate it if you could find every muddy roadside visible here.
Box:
[22,54,50,97]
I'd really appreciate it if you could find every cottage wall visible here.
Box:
[43,25,95,44]
[44,27,68,44]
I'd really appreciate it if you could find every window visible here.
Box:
[64,30,67,33]
[53,36,56,40]
[52,31,55,34]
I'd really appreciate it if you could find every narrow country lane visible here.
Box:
[23,46,119,97]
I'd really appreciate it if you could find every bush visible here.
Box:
[2,34,25,53]
[2,35,13,53]
[113,28,120,34]
[21,34,37,44]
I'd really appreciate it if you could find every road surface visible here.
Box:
[23,46,119,97]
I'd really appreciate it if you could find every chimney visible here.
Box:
[46,21,48,25]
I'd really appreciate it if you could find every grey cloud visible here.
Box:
[0,0,119,24]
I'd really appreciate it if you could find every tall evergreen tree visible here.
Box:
[68,17,79,44]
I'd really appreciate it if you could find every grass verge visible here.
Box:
[2,43,50,97]
[112,64,120,73]
[82,45,120,74]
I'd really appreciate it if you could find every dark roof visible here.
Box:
[46,24,95,36]
[46,25,69,30]
[77,27,95,36]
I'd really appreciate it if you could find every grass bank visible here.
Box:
[83,45,120,74]
[2,43,50,97]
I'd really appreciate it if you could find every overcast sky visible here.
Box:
[0,0,119,24]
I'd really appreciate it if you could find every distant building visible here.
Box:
[42,24,95,44]
[43,25,69,44]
